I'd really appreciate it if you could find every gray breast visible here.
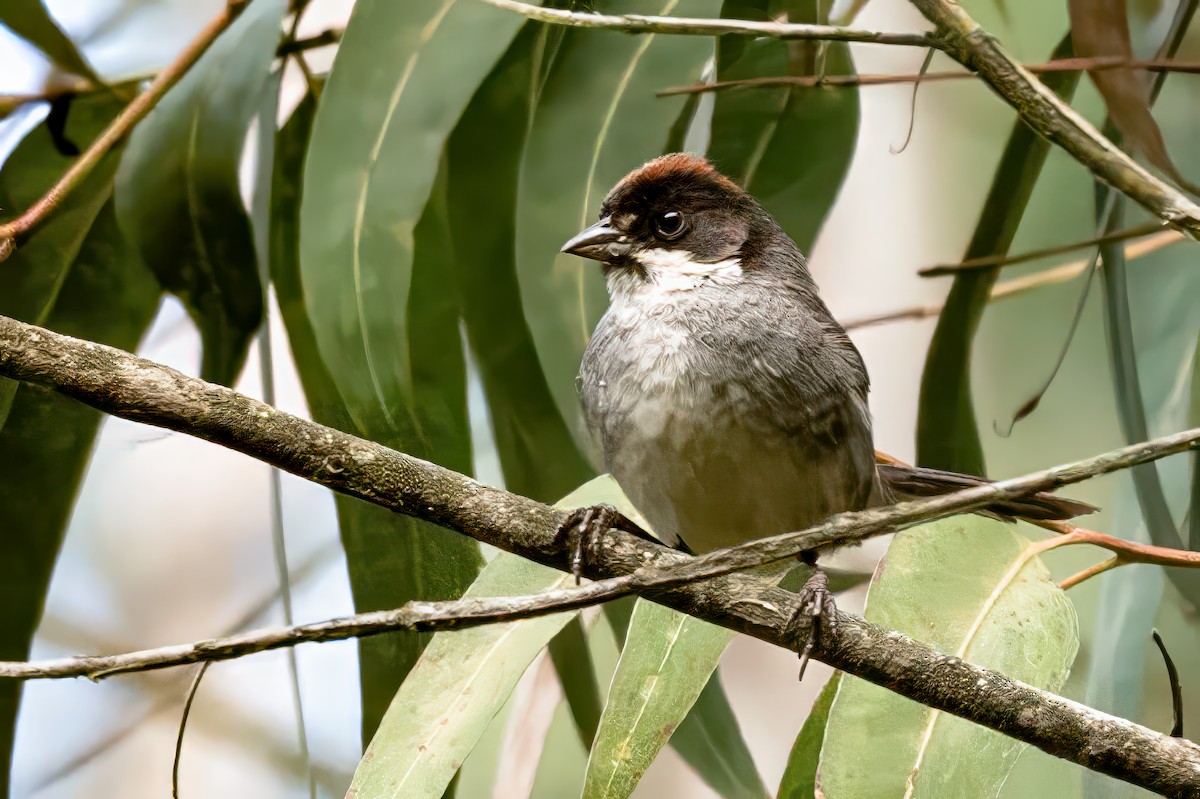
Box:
[580,289,878,554]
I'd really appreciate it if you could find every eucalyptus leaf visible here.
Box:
[708,0,859,253]
[915,33,1078,475]
[268,90,482,744]
[514,0,722,445]
[298,0,526,441]
[0,200,159,798]
[115,0,286,385]
[0,95,126,427]
[346,476,616,799]
[777,672,840,799]
[817,517,1079,797]
[0,0,98,82]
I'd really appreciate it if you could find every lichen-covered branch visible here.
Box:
[1,312,1199,795]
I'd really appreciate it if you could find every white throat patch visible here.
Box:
[607,247,743,304]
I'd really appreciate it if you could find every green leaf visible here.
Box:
[708,0,859,252]
[298,0,526,442]
[915,32,1079,475]
[0,199,160,797]
[583,599,745,798]
[672,670,769,799]
[777,672,840,799]
[817,517,1079,797]
[115,0,286,385]
[547,616,604,746]
[346,477,613,799]
[0,94,126,425]
[0,0,98,82]
[514,0,722,444]
[268,89,483,744]
[446,22,595,503]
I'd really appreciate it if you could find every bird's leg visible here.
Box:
[557,504,660,585]
[786,550,838,681]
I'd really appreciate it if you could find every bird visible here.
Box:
[558,153,1094,670]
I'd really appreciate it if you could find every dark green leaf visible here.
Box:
[445,22,606,749]
[298,0,525,442]
[447,21,595,500]
[915,33,1079,475]
[0,94,126,425]
[0,199,159,797]
[777,672,840,799]
[672,671,769,799]
[708,0,859,252]
[270,88,482,745]
[547,616,603,746]
[514,0,722,444]
[0,0,98,82]
[115,0,286,385]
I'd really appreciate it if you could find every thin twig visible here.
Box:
[0,1,254,260]
[477,0,938,47]
[0,314,1199,793]
[658,56,1200,95]
[907,0,1200,239]
[920,221,1165,276]
[172,662,211,799]
[843,229,1185,331]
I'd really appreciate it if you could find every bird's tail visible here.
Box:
[876,463,1097,522]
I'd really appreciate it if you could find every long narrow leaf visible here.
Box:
[115,0,286,385]
[0,0,98,82]
[915,33,1079,475]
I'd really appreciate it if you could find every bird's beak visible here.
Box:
[561,217,632,263]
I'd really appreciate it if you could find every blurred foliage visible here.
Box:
[0,0,1198,796]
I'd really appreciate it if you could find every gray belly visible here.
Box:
[603,388,860,554]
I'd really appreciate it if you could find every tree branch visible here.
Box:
[476,0,938,47]
[658,56,1200,95]
[907,0,1200,240]
[843,229,1185,331]
[0,0,254,260]
[1,312,1200,793]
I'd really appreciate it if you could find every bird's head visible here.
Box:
[561,154,782,295]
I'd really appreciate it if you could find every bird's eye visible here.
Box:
[652,211,686,240]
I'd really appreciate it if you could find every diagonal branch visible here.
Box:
[0,0,258,262]
[476,0,938,47]
[907,0,1200,240]
[1,312,1200,793]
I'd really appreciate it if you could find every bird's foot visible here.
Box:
[557,504,655,584]
[785,568,838,681]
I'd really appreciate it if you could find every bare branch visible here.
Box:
[476,0,938,47]
[658,56,1200,95]
[1,312,1200,793]
[907,0,1200,239]
[920,221,1164,276]
[843,229,1185,331]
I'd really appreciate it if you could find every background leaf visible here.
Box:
[514,0,722,447]
[0,0,98,82]
[777,672,840,799]
[115,0,286,385]
[708,0,859,252]
[915,33,1078,475]
[817,517,1079,797]
[0,199,160,797]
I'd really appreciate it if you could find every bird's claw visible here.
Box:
[557,504,641,585]
[786,568,838,681]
